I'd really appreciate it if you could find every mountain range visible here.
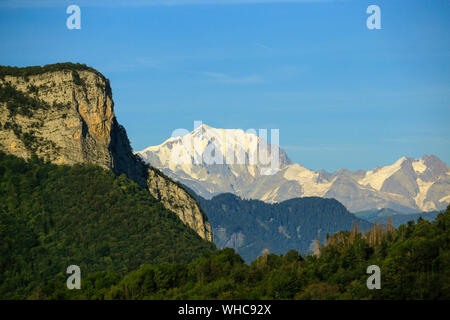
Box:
[137,124,450,213]
[354,208,440,227]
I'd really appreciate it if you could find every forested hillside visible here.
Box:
[0,152,215,299]
[36,206,450,300]
[196,193,372,262]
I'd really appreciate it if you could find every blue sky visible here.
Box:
[0,0,449,171]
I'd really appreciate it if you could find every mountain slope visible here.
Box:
[0,63,212,241]
[354,208,440,227]
[195,193,371,263]
[138,125,450,212]
[0,152,215,299]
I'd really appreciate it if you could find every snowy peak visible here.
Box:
[137,124,292,175]
[358,156,411,191]
[358,155,450,192]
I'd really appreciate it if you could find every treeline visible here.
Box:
[34,206,450,300]
[0,152,215,299]
[0,63,107,81]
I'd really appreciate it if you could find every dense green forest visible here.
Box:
[196,193,372,263]
[39,205,450,300]
[0,152,215,299]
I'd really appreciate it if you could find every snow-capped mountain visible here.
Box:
[137,124,450,213]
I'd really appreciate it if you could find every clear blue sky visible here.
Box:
[0,0,449,171]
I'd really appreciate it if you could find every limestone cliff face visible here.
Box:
[0,64,212,241]
[147,168,213,241]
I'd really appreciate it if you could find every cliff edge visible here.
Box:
[0,63,212,241]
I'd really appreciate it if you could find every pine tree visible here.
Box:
[386,216,395,233]
[349,222,359,244]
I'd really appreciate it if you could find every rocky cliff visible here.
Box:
[0,63,212,242]
[147,168,212,241]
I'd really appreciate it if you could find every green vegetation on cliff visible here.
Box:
[0,80,67,154]
[0,152,215,299]
[0,63,107,82]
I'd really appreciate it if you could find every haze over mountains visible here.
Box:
[137,124,450,213]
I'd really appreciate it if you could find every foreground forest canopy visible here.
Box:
[41,206,450,300]
[0,152,449,299]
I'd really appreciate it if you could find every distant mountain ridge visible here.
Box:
[354,208,441,228]
[195,192,372,263]
[137,124,450,213]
